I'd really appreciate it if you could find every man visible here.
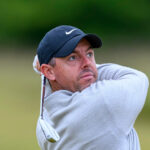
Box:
[33,25,149,150]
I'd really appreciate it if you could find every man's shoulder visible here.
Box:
[96,63,121,79]
[96,63,120,69]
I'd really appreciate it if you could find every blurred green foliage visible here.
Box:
[0,0,150,43]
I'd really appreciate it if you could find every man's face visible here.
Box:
[50,38,98,92]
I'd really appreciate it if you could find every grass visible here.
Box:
[0,43,149,150]
[0,52,41,150]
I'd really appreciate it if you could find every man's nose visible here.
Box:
[81,56,91,69]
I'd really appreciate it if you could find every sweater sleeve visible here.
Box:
[96,63,149,134]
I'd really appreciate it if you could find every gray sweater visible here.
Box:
[36,63,149,150]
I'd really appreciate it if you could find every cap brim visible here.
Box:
[54,33,102,58]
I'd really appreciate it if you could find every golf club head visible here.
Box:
[39,118,60,143]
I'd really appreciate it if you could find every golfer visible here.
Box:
[33,25,149,150]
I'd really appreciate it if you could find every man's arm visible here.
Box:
[96,63,149,134]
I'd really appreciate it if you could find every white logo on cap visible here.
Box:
[65,29,77,35]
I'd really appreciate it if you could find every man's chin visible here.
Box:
[79,79,96,91]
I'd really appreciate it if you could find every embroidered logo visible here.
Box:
[65,29,77,35]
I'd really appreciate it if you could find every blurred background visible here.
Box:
[0,0,149,149]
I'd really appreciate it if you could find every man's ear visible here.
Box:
[41,64,55,80]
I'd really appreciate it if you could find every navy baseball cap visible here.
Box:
[37,25,102,65]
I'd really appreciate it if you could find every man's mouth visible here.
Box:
[77,68,96,82]
[80,72,94,80]
[79,69,96,81]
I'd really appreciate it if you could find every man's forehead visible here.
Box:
[73,46,93,54]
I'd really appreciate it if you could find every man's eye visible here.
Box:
[87,52,93,57]
[69,56,76,61]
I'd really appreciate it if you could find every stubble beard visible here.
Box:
[76,68,97,92]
